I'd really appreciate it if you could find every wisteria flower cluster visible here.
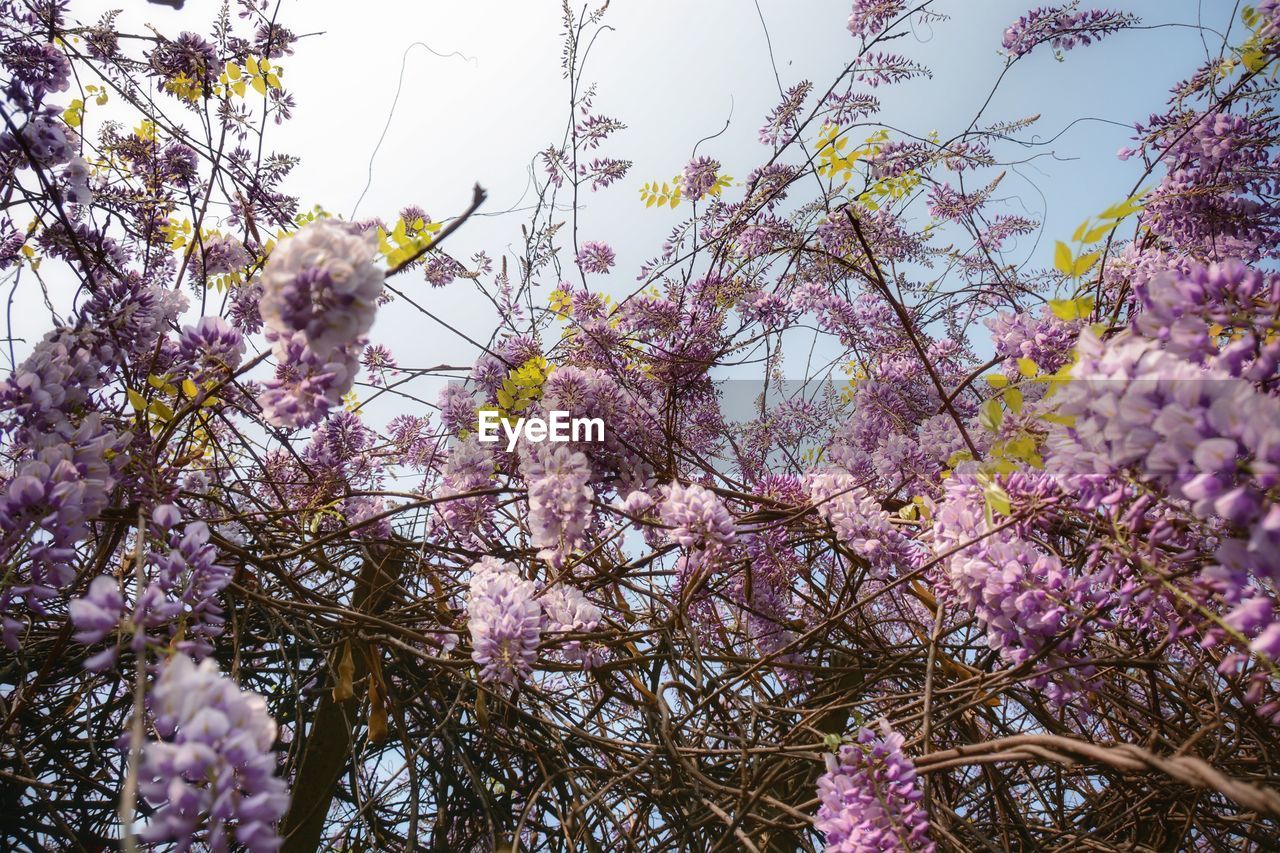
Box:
[137,655,289,852]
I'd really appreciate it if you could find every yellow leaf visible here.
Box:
[251,75,267,96]
[985,373,1009,388]
[1003,386,1023,414]
[1082,224,1112,244]
[181,378,199,399]
[1071,251,1101,278]
[1053,241,1073,275]
[979,398,1003,432]
[984,481,1013,516]
[225,61,241,80]
[1049,295,1094,321]
[1016,358,1038,378]
[232,79,246,97]
[127,388,147,412]
[246,55,260,76]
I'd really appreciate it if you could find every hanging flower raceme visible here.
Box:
[136,655,290,852]
[69,505,233,669]
[540,582,605,669]
[257,219,383,427]
[1047,329,1280,653]
[1001,3,1138,58]
[808,469,921,577]
[659,481,736,550]
[466,558,542,685]
[814,721,934,852]
[681,156,721,201]
[522,444,593,567]
[435,436,496,539]
[846,0,906,39]
[575,241,616,274]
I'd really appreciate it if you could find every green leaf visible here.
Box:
[127,388,147,412]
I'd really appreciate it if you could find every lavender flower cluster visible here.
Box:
[137,655,289,852]
[258,220,383,427]
[814,722,934,852]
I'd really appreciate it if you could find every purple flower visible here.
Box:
[179,316,245,377]
[814,721,934,852]
[809,470,922,577]
[259,219,382,361]
[1002,3,1138,58]
[575,241,616,274]
[69,575,124,645]
[540,583,604,668]
[847,0,906,39]
[196,234,251,280]
[138,655,289,852]
[522,444,593,567]
[465,558,541,685]
[660,482,736,550]
[435,436,495,538]
[681,156,721,201]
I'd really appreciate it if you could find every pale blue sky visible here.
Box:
[39,1,1230,410]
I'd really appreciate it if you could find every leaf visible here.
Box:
[1049,295,1095,321]
[1082,224,1113,244]
[985,373,1009,388]
[1071,250,1101,278]
[1053,241,1073,275]
[246,55,260,76]
[181,378,200,399]
[979,398,1004,432]
[127,388,147,412]
[225,61,241,80]
[149,400,174,422]
[1003,386,1024,414]
[984,480,1013,517]
[251,75,268,96]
